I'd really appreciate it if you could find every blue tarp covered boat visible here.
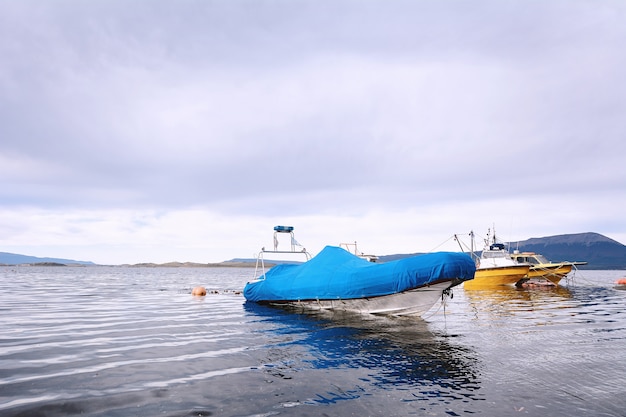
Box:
[244,245,475,316]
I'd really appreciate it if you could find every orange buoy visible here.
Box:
[616,278,626,285]
[192,286,207,296]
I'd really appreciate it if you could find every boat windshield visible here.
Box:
[532,254,550,264]
[483,251,508,259]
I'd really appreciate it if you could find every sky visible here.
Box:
[1,0,625,265]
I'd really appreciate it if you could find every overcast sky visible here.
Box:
[1,0,625,264]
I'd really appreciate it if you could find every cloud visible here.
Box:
[1,0,625,263]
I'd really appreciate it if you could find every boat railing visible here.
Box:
[253,226,311,280]
[339,241,379,262]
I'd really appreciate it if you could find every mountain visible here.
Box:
[0,252,95,266]
[2,232,624,269]
[509,232,626,270]
[378,232,626,269]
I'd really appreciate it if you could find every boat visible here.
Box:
[510,251,586,286]
[244,226,476,316]
[461,230,530,290]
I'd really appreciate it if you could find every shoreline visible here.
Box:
[0,261,268,268]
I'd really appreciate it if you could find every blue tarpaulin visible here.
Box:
[244,246,475,302]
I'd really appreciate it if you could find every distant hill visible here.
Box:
[378,232,626,269]
[510,232,626,270]
[377,252,426,262]
[0,252,95,266]
[125,261,257,268]
[3,232,624,269]
[228,258,302,266]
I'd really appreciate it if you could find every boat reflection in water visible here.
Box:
[244,302,483,409]
[462,285,573,322]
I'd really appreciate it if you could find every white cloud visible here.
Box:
[1,0,625,263]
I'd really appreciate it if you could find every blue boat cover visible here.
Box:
[244,246,476,302]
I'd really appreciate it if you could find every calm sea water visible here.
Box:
[1,266,625,417]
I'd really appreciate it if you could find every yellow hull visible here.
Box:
[524,264,573,285]
[464,265,530,290]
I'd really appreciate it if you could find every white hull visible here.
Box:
[265,281,455,317]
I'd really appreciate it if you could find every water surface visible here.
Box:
[1,266,625,416]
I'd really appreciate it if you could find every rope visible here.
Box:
[562,264,599,287]
[428,235,456,252]
[421,287,452,321]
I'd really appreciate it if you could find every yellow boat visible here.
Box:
[464,242,530,290]
[510,251,585,286]
[466,265,531,289]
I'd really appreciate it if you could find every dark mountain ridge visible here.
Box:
[2,232,624,269]
[0,252,95,266]
[510,232,626,270]
[514,232,619,246]
[379,232,626,269]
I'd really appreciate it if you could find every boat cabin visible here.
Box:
[482,243,510,259]
[511,252,550,265]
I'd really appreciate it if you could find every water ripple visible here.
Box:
[1,266,625,417]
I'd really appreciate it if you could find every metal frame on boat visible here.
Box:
[253,225,311,281]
